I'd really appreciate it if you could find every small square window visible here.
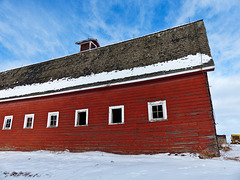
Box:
[148,100,167,122]
[23,114,35,129]
[109,105,124,125]
[2,115,13,130]
[75,109,88,126]
[47,112,59,128]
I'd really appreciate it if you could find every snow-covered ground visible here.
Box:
[0,145,240,180]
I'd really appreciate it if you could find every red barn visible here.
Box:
[0,20,219,157]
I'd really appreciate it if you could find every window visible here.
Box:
[109,105,124,125]
[47,112,59,128]
[75,109,88,126]
[148,100,167,122]
[23,114,35,129]
[2,115,13,130]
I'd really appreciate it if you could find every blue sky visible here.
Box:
[0,0,240,140]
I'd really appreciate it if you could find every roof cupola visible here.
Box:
[75,38,100,52]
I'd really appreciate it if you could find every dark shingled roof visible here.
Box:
[0,20,214,100]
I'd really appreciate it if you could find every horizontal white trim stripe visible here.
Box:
[0,66,214,103]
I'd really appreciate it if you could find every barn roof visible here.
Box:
[0,20,214,101]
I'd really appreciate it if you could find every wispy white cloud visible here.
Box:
[0,0,165,71]
[0,0,73,70]
[167,0,239,26]
[73,0,163,46]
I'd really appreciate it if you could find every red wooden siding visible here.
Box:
[0,72,219,156]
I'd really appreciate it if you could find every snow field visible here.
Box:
[0,145,240,180]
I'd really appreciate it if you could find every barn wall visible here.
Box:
[0,72,219,156]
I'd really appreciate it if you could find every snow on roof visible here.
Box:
[0,53,213,100]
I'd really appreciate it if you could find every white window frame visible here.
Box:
[75,109,88,127]
[2,115,13,130]
[90,41,97,49]
[23,114,35,129]
[148,100,167,122]
[109,105,124,125]
[47,112,59,128]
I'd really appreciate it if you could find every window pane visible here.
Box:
[112,108,122,123]
[51,115,57,121]
[6,119,11,128]
[158,111,163,118]
[26,117,32,128]
[152,106,157,112]
[50,120,56,126]
[152,105,163,119]
[77,112,87,125]
[153,112,158,118]
[50,115,57,126]
[157,105,163,112]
